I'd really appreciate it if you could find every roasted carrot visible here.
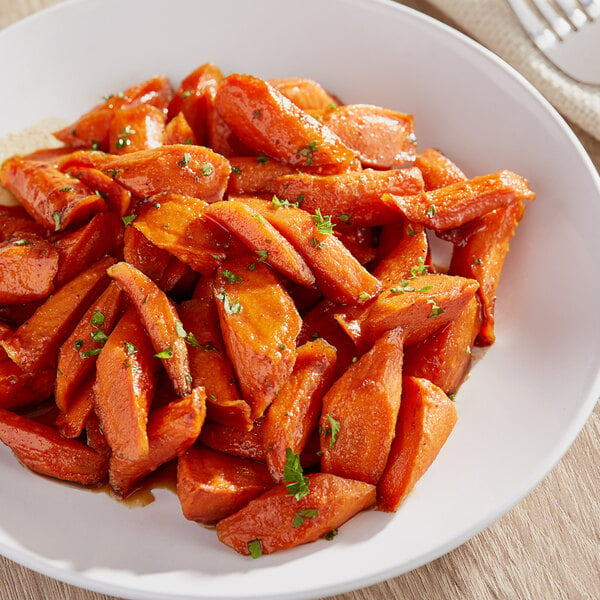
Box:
[108,104,165,154]
[0,235,58,304]
[0,407,108,485]
[377,377,457,511]
[177,446,274,524]
[109,387,206,496]
[200,418,267,463]
[335,225,377,265]
[213,254,302,419]
[123,226,171,284]
[55,375,95,439]
[107,261,192,397]
[0,360,55,410]
[270,78,340,112]
[263,339,338,481]
[0,205,47,241]
[163,112,196,146]
[1,256,114,372]
[216,472,375,555]
[226,156,297,195]
[414,147,466,191]
[94,306,159,461]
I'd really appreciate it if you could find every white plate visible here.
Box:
[1,0,599,598]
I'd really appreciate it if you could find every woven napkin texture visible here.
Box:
[424,0,600,140]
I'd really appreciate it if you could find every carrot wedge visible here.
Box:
[206,200,315,287]
[272,167,423,227]
[109,387,206,496]
[387,170,534,231]
[226,156,296,195]
[0,236,58,304]
[107,261,191,396]
[377,376,457,511]
[0,205,47,241]
[1,256,115,372]
[320,327,404,485]
[56,375,95,439]
[216,472,375,555]
[270,77,340,112]
[414,147,466,191]
[132,192,230,275]
[94,306,160,461]
[55,281,124,412]
[108,105,165,154]
[200,418,267,463]
[0,407,108,485]
[234,196,381,305]
[163,112,196,146]
[215,73,356,169]
[263,339,337,481]
[123,226,171,284]
[177,446,274,524]
[213,254,302,419]
[0,360,55,410]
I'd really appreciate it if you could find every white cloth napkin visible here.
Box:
[423,0,600,141]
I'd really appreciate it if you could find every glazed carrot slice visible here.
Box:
[226,156,297,196]
[320,327,404,485]
[84,145,231,202]
[335,225,377,265]
[123,226,171,284]
[403,296,482,395]
[108,104,165,154]
[177,446,274,524]
[377,376,457,511]
[200,418,267,463]
[85,410,110,456]
[216,472,376,555]
[63,166,132,216]
[132,192,230,275]
[55,375,95,439]
[414,147,466,191]
[272,167,424,227]
[213,254,302,419]
[53,211,123,287]
[448,202,525,346]
[270,78,340,112]
[206,200,315,287]
[0,157,106,231]
[387,170,534,231]
[109,387,206,497]
[107,261,192,397]
[215,73,356,169]
[263,339,338,482]
[0,360,54,410]
[54,75,172,150]
[322,104,416,168]
[0,205,47,241]
[234,196,381,305]
[0,407,108,485]
[1,256,114,372]
[0,236,58,304]
[180,281,253,431]
[55,281,124,412]
[156,255,198,296]
[163,112,196,146]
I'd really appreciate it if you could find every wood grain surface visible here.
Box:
[0,1,598,599]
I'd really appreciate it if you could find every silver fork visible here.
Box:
[506,0,600,85]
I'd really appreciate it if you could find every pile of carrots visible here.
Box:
[0,63,534,557]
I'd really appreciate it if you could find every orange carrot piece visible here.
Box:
[263,339,337,481]
[403,296,481,395]
[53,211,123,288]
[109,105,165,154]
[85,410,110,456]
[448,202,525,346]
[377,376,457,511]
[206,200,315,287]
[180,282,252,431]
[213,254,302,419]
[322,104,416,168]
[107,261,192,397]
[216,472,375,555]
[270,78,340,112]
[163,112,196,146]
[0,407,108,485]
[320,328,404,485]
[156,255,199,296]
[414,147,466,191]
[109,387,206,496]
[0,236,58,304]
[0,256,114,372]
[200,418,267,463]
[177,446,274,524]
[387,170,534,231]
[0,360,54,410]
[234,196,381,305]
[55,375,95,439]
[0,158,106,231]
[272,167,424,227]
[0,205,47,241]
[123,226,171,283]
[55,281,124,412]
[132,192,229,275]
[335,225,377,265]
[215,73,356,169]
[226,156,297,196]
[94,306,159,461]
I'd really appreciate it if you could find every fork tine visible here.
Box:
[506,0,558,49]
[530,0,573,37]
[555,0,588,28]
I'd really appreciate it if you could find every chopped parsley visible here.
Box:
[231,166,242,174]
[271,194,299,209]
[325,414,341,450]
[185,332,201,347]
[410,257,429,278]
[175,320,187,338]
[90,329,108,345]
[312,209,335,235]
[256,156,269,164]
[406,224,417,237]
[74,339,84,350]
[427,298,444,318]
[297,140,318,165]
[91,311,105,326]
[247,539,263,559]
[283,448,310,500]
[52,211,62,231]
[154,346,174,359]
[178,152,192,167]
[324,529,338,541]
[82,348,101,358]
[292,508,319,528]
[181,90,193,99]
[12,239,31,246]
[58,187,72,193]
[199,163,213,176]
[122,214,137,226]
[216,290,242,315]
[115,125,135,150]
[221,269,242,284]
[124,342,138,355]
[253,109,262,120]
[256,250,269,262]
[426,204,436,218]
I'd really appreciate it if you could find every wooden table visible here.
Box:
[0,1,598,599]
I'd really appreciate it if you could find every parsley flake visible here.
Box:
[74,339,84,350]
[82,348,101,358]
[410,257,429,278]
[271,194,299,209]
[178,152,192,167]
[427,298,445,318]
[256,250,269,262]
[231,166,242,174]
[58,187,72,193]
[256,156,269,164]
[115,125,135,150]
[406,224,417,237]
[122,214,137,226]
[292,508,319,528]
[12,239,31,246]
[312,209,335,235]
[181,90,193,99]
[247,539,263,559]
[216,290,242,315]
[426,204,436,218]
[297,140,318,165]
[124,342,138,355]
[324,529,338,541]
[155,346,174,359]
[325,414,340,450]
[199,163,213,176]
[283,448,310,500]
[185,332,201,347]
[253,109,262,120]
[90,329,108,345]
[222,269,242,284]
[91,311,105,326]
[52,211,62,231]
[175,320,187,338]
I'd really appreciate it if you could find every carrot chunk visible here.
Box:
[414,147,466,191]
[270,77,340,112]
[163,112,196,146]
[200,418,267,463]
[108,104,165,154]
[226,156,297,196]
